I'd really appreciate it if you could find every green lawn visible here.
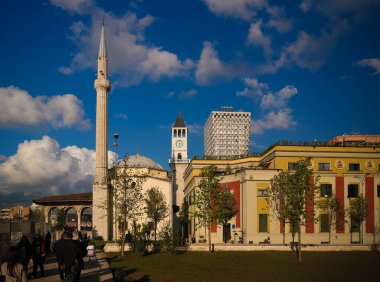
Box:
[109,251,380,282]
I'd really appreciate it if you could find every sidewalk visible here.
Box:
[30,251,113,282]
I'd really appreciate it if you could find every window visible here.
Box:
[377,185,380,197]
[320,214,329,233]
[178,130,181,137]
[259,214,268,232]
[349,163,360,171]
[173,129,177,137]
[348,184,359,198]
[320,184,332,197]
[351,218,360,232]
[258,189,268,197]
[178,153,182,160]
[288,162,298,171]
[318,163,330,171]
[182,129,186,137]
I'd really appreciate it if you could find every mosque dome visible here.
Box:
[118,154,163,170]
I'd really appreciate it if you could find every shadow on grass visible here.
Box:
[113,267,150,281]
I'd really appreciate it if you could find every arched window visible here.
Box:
[66,207,78,228]
[174,129,177,137]
[81,207,92,231]
[178,153,182,160]
[48,207,59,226]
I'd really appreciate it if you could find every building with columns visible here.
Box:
[184,142,380,245]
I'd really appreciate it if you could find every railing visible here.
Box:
[169,159,190,164]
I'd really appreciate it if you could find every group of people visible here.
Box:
[54,230,93,282]
[0,232,49,281]
[0,230,95,282]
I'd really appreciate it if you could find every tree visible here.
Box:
[317,194,342,243]
[29,207,46,223]
[107,159,147,256]
[193,165,238,252]
[144,187,169,243]
[346,195,368,244]
[268,158,318,262]
[178,201,190,243]
[55,208,66,231]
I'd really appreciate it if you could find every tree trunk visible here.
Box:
[121,217,126,256]
[298,230,302,262]
[154,221,157,243]
[282,219,285,244]
[208,223,212,253]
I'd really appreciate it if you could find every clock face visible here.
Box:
[176,140,184,148]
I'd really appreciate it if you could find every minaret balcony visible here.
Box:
[94,79,111,90]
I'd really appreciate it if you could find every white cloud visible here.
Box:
[61,9,193,87]
[236,77,269,98]
[0,136,115,196]
[50,0,94,14]
[58,66,74,75]
[203,0,267,21]
[0,86,90,129]
[356,58,380,75]
[188,123,203,134]
[252,108,297,135]
[260,85,298,110]
[115,113,128,120]
[266,6,293,33]
[247,20,272,57]
[195,42,248,85]
[237,78,298,135]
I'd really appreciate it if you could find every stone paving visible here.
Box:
[29,251,113,282]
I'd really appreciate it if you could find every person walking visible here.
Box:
[0,246,28,282]
[54,234,65,281]
[44,231,52,254]
[31,234,45,278]
[16,236,32,273]
[58,232,81,282]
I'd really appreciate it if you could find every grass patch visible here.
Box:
[109,251,380,281]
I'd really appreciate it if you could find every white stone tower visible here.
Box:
[170,113,189,226]
[92,23,111,240]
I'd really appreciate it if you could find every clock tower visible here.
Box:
[170,113,189,226]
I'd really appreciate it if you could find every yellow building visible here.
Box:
[184,142,380,245]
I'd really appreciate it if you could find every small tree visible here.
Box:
[317,194,341,243]
[268,158,318,262]
[346,195,368,244]
[55,208,66,231]
[144,187,168,243]
[193,165,238,252]
[106,158,147,256]
[178,201,189,243]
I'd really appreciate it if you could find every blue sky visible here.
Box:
[0,0,380,204]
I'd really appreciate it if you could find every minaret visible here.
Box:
[93,23,111,240]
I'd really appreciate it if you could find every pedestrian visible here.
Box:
[86,242,95,261]
[54,234,65,281]
[58,232,81,282]
[44,231,52,254]
[73,232,84,281]
[16,236,32,273]
[31,234,45,278]
[125,231,132,244]
[0,246,28,282]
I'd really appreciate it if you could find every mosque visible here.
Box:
[34,24,380,247]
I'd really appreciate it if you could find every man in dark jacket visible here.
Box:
[58,232,81,282]
[54,234,65,281]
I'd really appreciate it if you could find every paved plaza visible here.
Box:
[30,251,113,282]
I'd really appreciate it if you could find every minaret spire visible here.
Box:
[93,23,111,240]
[98,22,107,58]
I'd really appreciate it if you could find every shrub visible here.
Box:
[92,236,105,250]
[158,223,180,254]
